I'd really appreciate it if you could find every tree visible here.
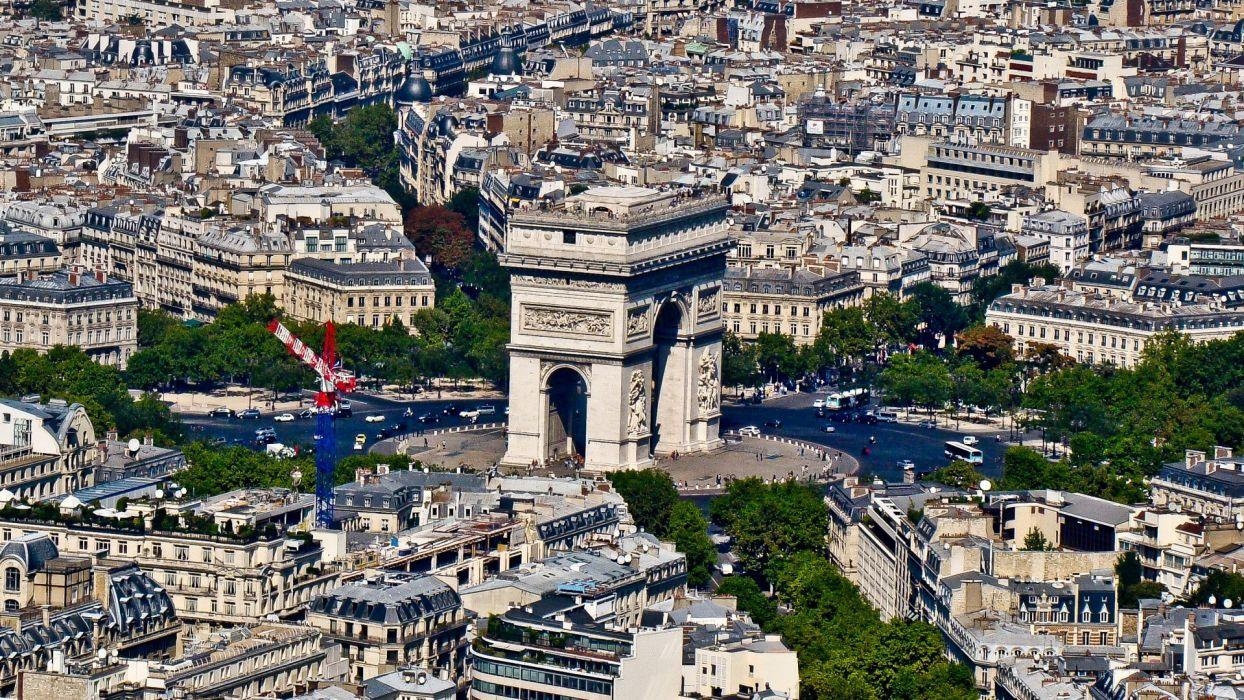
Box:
[447,187,481,238]
[29,0,63,19]
[966,201,992,221]
[864,292,919,348]
[753,332,801,384]
[1115,551,1167,607]
[137,309,179,348]
[927,460,984,490]
[404,206,474,272]
[710,479,828,574]
[716,575,777,627]
[307,104,409,208]
[955,325,1014,370]
[1184,570,1244,607]
[608,469,679,538]
[909,283,968,348]
[814,307,874,369]
[879,351,952,414]
[722,332,760,388]
[1021,527,1052,551]
[969,260,1061,321]
[856,187,881,204]
[668,501,716,587]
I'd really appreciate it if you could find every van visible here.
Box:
[877,409,899,423]
[477,405,497,415]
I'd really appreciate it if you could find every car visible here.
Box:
[273,413,295,422]
[208,407,234,419]
[898,459,916,470]
[961,435,979,445]
[353,434,366,450]
[364,414,385,423]
[918,419,937,429]
[813,399,825,409]
[763,419,782,429]
[877,410,899,423]
[239,408,261,420]
[390,421,408,432]
[823,425,836,433]
[376,428,393,440]
[442,404,458,415]
[418,413,439,424]
[209,436,227,446]
[477,405,497,415]
[334,405,353,418]
[737,426,761,437]
[298,408,316,419]
[858,414,878,425]
[338,400,352,411]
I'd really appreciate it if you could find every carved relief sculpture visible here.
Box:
[697,351,719,413]
[697,288,720,317]
[626,306,650,336]
[523,307,612,336]
[627,369,647,436]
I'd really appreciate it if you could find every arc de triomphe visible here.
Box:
[499,186,731,471]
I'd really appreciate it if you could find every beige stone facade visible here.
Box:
[0,268,137,368]
[722,265,864,345]
[283,257,435,331]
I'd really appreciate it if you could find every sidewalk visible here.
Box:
[163,388,308,415]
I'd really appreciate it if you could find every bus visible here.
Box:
[826,387,870,411]
[944,441,984,464]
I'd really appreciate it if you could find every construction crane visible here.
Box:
[267,319,356,528]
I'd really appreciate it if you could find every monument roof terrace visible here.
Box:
[503,186,731,275]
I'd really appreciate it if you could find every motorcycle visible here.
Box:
[403,407,414,418]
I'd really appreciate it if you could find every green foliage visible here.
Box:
[855,187,881,204]
[309,105,410,208]
[717,575,777,627]
[1184,570,1244,606]
[1021,527,1052,551]
[447,187,481,238]
[879,351,951,412]
[909,283,968,348]
[179,443,315,496]
[966,201,991,221]
[753,332,802,383]
[1114,551,1168,607]
[969,260,1061,321]
[0,346,181,439]
[668,501,716,587]
[927,460,984,490]
[608,468,679,538]
[29,0,62,20]
[722,332,761,388]
[766,553,976,700]
[710,479,828,573]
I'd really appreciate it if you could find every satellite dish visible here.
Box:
[979,479,992,492]
[154,490,164,499]
[128,438,141,452]
[1210,595,1218,606]
[1227,599,1234,609]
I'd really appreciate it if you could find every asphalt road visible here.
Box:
[718,394,1009,482]
[178,390,1009,482]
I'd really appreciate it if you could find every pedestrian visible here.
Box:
[423,437,428,447]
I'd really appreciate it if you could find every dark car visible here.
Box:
[858,414,878,425]
[442,404,458,416]
[208,407,234,418]
[209,436,227,446]
[763,419,782,429]
[418,413,439,424]
[334,405,353,418]
[239,408,261,420]
[391,421,408,433]
[376,428,393,440]
[298,408,316,419]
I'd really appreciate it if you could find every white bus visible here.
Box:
[944,441,984,464]
[827,387,869,411]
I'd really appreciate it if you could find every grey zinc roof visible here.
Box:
[0,533,60,572]
[311,573,460,625]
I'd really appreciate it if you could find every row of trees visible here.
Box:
[708,479,977,700]
[0,346,181,443]
[607,469,716,586]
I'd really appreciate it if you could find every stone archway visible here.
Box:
[544,366,588,463]
[651,299,689,456]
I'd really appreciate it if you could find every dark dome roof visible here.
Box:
[492,46,520,76]
[395,75,433,104]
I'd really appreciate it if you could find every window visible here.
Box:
[562,230,577,245]
[4,567,19,592]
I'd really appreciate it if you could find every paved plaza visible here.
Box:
[392,426,858,491]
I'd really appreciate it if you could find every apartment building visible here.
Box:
[688,635,801,700]
[0,508,336,627]
[986,281,1244,367]
[0,269,137,368]
[308,572,469,684]
[1117,507,1204,595]
[721,266,864,344]
[829,243,931,298]
[913,138,1058,202]
[191,229,292,319]
[894,92,1013,145]
[283,258,435,332]
[0,231,60,277]
[0,398,98,500]
[1080,113,1239,160]
[77,0,227,26]
[1021,210,1090,273]
[1151,448,1244,524]
[469,608,684,700]
[1167,238,1244,276]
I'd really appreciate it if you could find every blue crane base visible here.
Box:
[315,409,335,528]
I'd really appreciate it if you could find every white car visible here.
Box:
[824,425,836,433]
[962,435,979,445]
[898,459,916,470]
[737,426,761,437]
[812,399,825,409]
[364,414,385,423]
[459,409,480,419]
[273,413,295,422]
